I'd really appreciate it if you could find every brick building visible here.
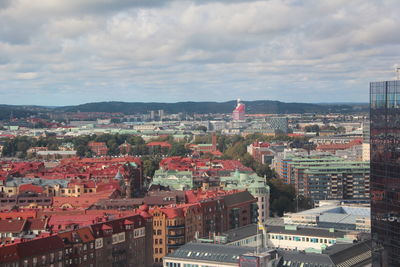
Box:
[0,213,153,267]
[88,141,109,156]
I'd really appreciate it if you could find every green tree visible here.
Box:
[143,157,160,178]
[224,142,247,159]
[169,143,189,157]
[296,195,314,212]
[271,196,293,217]
[304,124,320,133]
[195,126,207,132]
[268,178,296,216]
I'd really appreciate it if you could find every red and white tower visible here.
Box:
[232,98,245,120]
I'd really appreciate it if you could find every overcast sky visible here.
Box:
[1,0,399,106]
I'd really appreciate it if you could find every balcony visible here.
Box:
[167,243,184,248]
[166,225,185,229]
[167,234,184,238]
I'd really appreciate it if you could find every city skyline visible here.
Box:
[1,0,400,105]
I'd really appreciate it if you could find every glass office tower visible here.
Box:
[370,80,400,266]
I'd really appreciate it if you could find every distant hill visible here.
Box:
[56,100,368,114]
[0,105,41,120]
[0,101,368,120]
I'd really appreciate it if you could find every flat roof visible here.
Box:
[266,225,348,239]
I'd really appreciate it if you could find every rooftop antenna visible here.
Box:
[396,67,400,80]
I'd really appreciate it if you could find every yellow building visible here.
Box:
[151,203,203,265]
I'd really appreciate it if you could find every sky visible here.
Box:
[0,0,399,106]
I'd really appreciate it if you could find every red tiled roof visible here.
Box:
[52,191,114,208]
[159,157,251,173]
[0,211,37,220]
[0,235,65,263]
[19,184,43,194]
[146,141,172,148]
[49,214,102,230]
[0,220,26,233]
[26,218,48,231]
[316,138,362,151]
[123,219,134,225]
[77,227,95,243]
[101,224,112,230]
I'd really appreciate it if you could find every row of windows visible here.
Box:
[154,248,163,254]
[165,263,218,267]
[269,235,335,244]
[154,220,163,226]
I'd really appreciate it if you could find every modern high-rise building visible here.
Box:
[370,80,400,266]
[265,116,289,134]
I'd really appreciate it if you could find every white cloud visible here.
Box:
[14,72,39,80]
[0,0,399,105]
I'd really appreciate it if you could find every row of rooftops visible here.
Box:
[0,213,147,263]
[0,156,142,179]
[0,218,48,234]
[159,156,252,173]
[0,188,253,228]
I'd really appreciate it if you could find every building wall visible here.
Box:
[152,209,168,264]
[267,233,337,251]
[184,205,203,243]
[163,259,236,267]
[370,80,400,266]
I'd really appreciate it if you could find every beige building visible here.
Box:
[362,143,370,161]
[267,225,360,252]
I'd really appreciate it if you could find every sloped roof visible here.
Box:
[222,190,255,207]
[0,219,26,233]
[0,235,64,263]
[165,242,252,264]
[26,218,48,231]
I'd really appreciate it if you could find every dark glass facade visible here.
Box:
[370,80,400,266]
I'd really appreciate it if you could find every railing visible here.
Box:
[166,225,185,229]
[167,243,184,248]
[167,234,184,238]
